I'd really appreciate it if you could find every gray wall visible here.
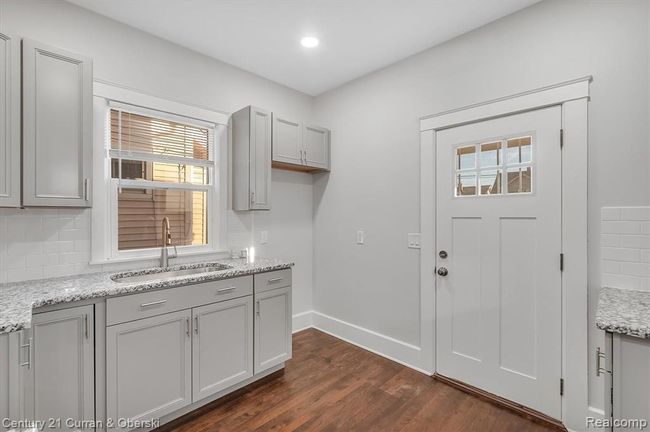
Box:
[312,0,649,413]
[0,0,314,316]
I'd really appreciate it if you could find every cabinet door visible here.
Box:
[1,331,31,431]
[25,306,95,431]
[107,310,192,431]
[303,124,330,171]
[0,33,20,207]
[613,334,650,432]
[254,286,292,374]
[192,296,253,402]
[249,106,271,210]
[272,114,302,165]
[22,39,92,207]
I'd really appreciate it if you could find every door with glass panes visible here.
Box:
[435,106,562,419]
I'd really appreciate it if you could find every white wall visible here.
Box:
[312,0,650,416]
[0,0,314,316]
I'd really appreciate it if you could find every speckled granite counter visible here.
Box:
[0,258,293,335]
[596,287,650,338]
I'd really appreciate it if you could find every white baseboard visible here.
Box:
[292,310,314,333]
[293,310,432,375]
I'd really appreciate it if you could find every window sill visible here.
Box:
[89,248,231,266]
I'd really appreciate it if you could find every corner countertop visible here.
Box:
[0,258,293,335]
[596,287,650,339]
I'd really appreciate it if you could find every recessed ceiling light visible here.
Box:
[300,36,319,48]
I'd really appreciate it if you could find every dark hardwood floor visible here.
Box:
[162,329,559,432]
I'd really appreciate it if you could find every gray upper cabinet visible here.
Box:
[270,113,330,173]
[272,114,302,166]
[0,33,21,208]
[232,106,272,211]
[22,39,92,207]
[302,124,330,171]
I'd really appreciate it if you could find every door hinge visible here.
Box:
[560,129,564,148]
[560,253,564,272]
[560,378,564,396]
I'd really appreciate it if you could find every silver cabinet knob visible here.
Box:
[437,267,448,276]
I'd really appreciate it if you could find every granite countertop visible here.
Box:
[0,258,293,335]
[596,287,650,338]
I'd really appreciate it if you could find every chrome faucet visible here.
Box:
[160,216,178,267]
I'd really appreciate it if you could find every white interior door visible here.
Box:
[435,106,562,419]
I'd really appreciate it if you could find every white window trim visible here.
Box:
[90,81,229,264]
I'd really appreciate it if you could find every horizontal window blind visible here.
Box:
[110,108,211,163]
[108,105,212,252]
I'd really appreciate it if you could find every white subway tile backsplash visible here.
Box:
[602,247,640,262]
[0,207,235,284]
[601,220,640,234]
[601,207,621,221]
[621,207,650,221]
[601,234,620,247]
[601,206,650,291]
[0,209,92,283]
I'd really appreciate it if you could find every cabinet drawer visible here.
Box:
[107,276,253,326]
[254,269,291,293]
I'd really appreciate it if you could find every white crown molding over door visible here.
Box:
[419,76,591,432]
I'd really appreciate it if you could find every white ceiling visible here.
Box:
[67,0,540,96]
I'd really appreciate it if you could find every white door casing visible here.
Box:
[420,77,589,430]
[435,106,562,418]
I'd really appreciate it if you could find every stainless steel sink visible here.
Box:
[111,263,232,284]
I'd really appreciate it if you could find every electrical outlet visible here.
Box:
[408,233,421,249]
[357,230,364,245]
[260,230,268,244]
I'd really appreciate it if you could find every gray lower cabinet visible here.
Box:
[0,331,29,432]
[0,32,21,208]
[611,333,650,432]
[23,305,95,432]
[22,38,92,207]
[106,309,192,431]
[254,286,292,374]
[192,296,254,402]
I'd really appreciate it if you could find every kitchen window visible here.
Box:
[91,84,228,263]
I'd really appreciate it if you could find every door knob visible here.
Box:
[437,267,448,276]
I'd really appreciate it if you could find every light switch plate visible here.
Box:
[357,230,364,245]
[260,230,268,244]
[408,233,421,249]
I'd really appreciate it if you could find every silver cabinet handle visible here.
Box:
[251,191,255,204]
[83,178,90,201]
[194,316,199,335]
[186,318,190,337]
[20,337,32,369]
[140,300,167,309]
[268,277,283,283]
[256,300,261,316]
[84,314,89,340]
[217,286,236,294]
[596,347,611,376]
